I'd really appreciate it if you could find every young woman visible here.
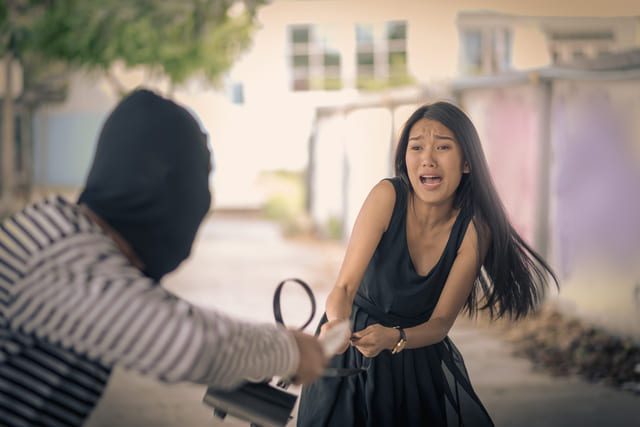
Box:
[297,102,558,426]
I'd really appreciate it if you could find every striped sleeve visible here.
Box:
[3,199,300,391]
[15,261,300,391]
[82,279,301,389]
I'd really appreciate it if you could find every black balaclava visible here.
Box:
[78,89,211,281]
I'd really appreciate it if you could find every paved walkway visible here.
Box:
[86,216,638,427]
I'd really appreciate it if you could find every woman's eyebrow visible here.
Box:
[434,134,455,141]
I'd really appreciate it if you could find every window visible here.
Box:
[572,49,587,61]
[291,26,310,44]
[461,29,482,74]
[230,83,244,104]
[460,27,512,75]
[288,25,342,91]
[356,25,374,45]
[355,21,410,90]
[493,28,512,71]
[547,31,615,64]
[223,77,245,104]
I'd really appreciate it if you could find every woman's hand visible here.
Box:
[319,318,351,355]
[350,324,399,358]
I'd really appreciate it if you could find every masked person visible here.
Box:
[0,89,327,427]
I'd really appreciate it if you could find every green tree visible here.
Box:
[1,0,265,216]
[32,0,264,94]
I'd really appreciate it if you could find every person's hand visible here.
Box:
[350,324,398,358]
[290,330,328,385]
[319,318,351,354]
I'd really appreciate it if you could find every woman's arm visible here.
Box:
[404,220,489,348]
[321,180,396,337]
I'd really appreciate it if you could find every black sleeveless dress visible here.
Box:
[297,178,494,427]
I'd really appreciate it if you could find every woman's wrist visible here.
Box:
[326,306,351,322]
[389,326,407,354]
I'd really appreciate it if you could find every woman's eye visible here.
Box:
[410,145,422,151]
[436,145,450,151]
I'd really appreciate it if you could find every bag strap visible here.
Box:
[272,278,316,331]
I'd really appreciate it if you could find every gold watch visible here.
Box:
[391,326,407,354]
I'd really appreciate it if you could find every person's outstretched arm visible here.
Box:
[1,197,326,389]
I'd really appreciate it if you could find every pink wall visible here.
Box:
[462,87,540,246]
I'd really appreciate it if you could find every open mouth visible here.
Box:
[419,175,442,185]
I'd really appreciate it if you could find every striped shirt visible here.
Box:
[0,196,299,426]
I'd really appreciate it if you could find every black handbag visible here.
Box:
[202,381,297,427]
[202,278,316,427]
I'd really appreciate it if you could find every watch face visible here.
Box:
[391,327,407,354]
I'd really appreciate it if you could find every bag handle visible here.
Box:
[272,278,316,331]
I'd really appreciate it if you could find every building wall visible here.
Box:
[343,107,394,236]
[456,75,640,340]
[459,85,542,245]
[309,100,421,239]
[33,112,106,187]
[30,0,640,209]
[550,77,640,339]
[309,113,346,229]
[33,75,116,188]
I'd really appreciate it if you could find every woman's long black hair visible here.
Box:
[395,102,558,319]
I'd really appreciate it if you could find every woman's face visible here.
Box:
[405,118,469,206]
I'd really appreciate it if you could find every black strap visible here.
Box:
[323,365,369,377]
[273,278,316,331]
[272,278,367,379]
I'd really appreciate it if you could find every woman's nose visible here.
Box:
[421,151,435,167]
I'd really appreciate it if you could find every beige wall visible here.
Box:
[34,0,640,208]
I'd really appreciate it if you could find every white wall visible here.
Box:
[310,114,346,228]
[342,108,393,237]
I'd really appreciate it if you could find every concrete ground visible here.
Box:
[86,215,638,427]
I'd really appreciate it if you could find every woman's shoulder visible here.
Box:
[364,180,395,209]
[357,179,400,234]
[376,178,396,193]
[381,176,405,193]
[378,177,410,201]
[371,177,406,208]
[374,178,408,232]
